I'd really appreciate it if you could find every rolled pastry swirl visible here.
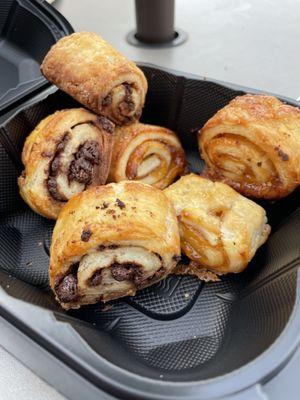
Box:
[164,174,270,276]
[199,94,300,199]
[108,123,187,189]
[41,32,148,125]
[18,108,114,219]
[49,181,181,309]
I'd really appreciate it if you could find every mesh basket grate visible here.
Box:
[0,65,299,381]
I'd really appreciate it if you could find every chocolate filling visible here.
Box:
[55,273,78,303]
[275,146,289,161]
[69,140,99,184]
[111,263,138,282]
[47,133,69,201]
[108,244,119,249]
[102,84,136,118]
[81,229,92,242]
[110,262,166,289]
[115,198,126,209]
[95,116,114,134]
[98,244,119,251]
[119,83,136,116]
[100,202,109,209]
[89,270,102,286]
[47,177,66,202]
[124,83,133,98]
[51,157,60,175]
[135,266,166,289]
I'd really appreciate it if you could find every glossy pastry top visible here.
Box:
[50,181,180,288]
[108,122,187,189]
[199,94,300,199]
[164,174,270,274]
[18,108,114,219]
[204,94,300,128]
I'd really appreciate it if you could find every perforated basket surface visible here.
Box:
[0,65,299,391]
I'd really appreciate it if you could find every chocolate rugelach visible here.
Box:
[49,181,181,310]
[41,32,148,125]
[18,108,114,219]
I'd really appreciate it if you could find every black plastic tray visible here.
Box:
[0,0,73,116]
[0,61,299,399]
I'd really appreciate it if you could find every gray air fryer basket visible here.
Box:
[0,63,299,400]
[0,2,299,400]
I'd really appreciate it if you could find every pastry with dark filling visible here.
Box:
[49,181,181,309]
[108,122,187,189]
[41,32,148,125]
[164,174,270,278]
[199,94,300,199]
[18,108,114,219]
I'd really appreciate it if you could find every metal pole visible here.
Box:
[135,0,175,44]
[127,0,187,47]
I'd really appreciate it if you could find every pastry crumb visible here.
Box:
[174,262,220,282]
[101,304,113,312]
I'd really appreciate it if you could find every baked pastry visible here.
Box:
[199,94,300,199]
[50,181,181,309]
[18,108,114,219]
[164,174,270,277]
[108,123,187,189]
[41,32,148,125]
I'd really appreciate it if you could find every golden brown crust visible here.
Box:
[164,174,270,275]
[18,108,114,219]
[108,123,187,189]
[174,262,220,282]
[198,94,300,199]
[41,32,148,125]
[49,181,180,309]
